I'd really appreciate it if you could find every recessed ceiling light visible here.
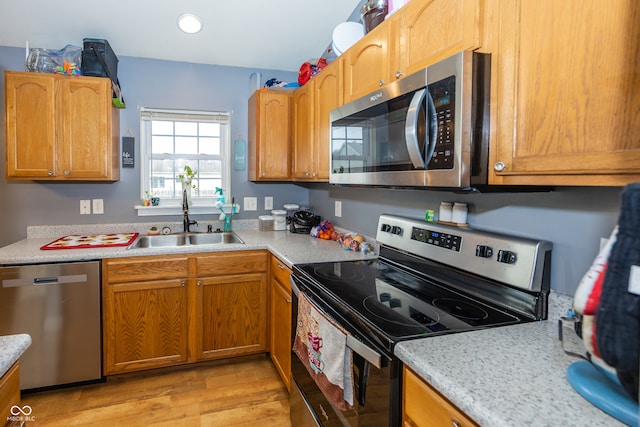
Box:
[177,13,203,34]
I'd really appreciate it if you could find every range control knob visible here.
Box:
[475,245,493,258]
[497,250,517,264]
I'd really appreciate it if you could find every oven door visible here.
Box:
[290,276,401,427]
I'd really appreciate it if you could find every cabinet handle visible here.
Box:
[277,263,286,270]
[395,70,404,79]
[47,170,54,176]
[63,170,70,176]
[378,79,385,86]
[451,420,460,427]
[181,280,186,287]
[286,298,292,304]
[305,171,310,176]
[261,172,266,177]
[494,161,506,172]
[197,280,202,286]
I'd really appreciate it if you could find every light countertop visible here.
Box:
[0,334,31,377]
[0,224,376,267]
[395,292,627,426]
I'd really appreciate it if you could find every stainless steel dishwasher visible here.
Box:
[0,261,102,391]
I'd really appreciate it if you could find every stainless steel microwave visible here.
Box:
[329,51,490,189]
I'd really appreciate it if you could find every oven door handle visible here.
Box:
[346,335,381,369]
[290,276,382,369]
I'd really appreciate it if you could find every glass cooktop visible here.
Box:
[293,258,524,349]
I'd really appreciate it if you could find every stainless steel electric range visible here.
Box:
[290,214,552,427]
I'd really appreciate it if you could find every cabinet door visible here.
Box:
[342,25,389,103]
[269,256,292,390]
[248,91,292,181]
[293,82,315,180]
[58,77,114,179]
[391,0,484,79]
[403,367,477,427]
[490,0,640,186]
[103,279,189,375]
[196,273,267,360]
[4,71,56,178]
[314,60,343,180]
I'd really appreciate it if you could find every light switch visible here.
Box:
[264,196,273,210]
[244,197,258,211]
[335,200,342,217]
[92,199,104,215]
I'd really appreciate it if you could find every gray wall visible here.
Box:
[0,45,308,245]
[0,45,627,298]
[306,184,623,296]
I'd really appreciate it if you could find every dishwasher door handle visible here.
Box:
[3,274,88,287]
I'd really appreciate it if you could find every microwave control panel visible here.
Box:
[427,75,456,170]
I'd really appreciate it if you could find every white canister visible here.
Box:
[452,202,468,225]
[439,202,453,222]
[271,210,287,231]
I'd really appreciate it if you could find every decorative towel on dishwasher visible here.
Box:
[293,292,354,410]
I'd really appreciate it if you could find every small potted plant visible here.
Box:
[143,191,160,206]
[178,166,197,203]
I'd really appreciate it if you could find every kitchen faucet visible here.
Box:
[182,189,197,233]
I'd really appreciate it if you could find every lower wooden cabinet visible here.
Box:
[268,255,292,390]
[403,366,478,427]
[102,251,268,375]
[194,251,268,360]
[0,362,21,425]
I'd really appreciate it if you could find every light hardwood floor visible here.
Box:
[21,355,291,427]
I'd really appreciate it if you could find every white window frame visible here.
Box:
[135,107,232,216]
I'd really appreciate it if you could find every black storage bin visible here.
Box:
[82,38,118,83]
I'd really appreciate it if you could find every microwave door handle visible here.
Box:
[425,89,438,165]
[405,88,428,168]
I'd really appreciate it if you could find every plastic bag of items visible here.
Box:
[25,45,82,76]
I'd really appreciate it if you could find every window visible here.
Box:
[140,108,231,206]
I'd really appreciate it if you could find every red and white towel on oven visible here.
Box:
[293,292,355,410]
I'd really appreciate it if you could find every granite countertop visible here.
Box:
[0,334,31,377]
[0,223,376,267]
[395,292,626,426]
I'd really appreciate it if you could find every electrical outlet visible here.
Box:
[335,200,342,217]
[80,200,91,215]
[264,196,273,210]
[92,199,104,215]
[244,197,258,211]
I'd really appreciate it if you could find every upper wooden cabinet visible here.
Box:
[342,23,390,103]
[248,90,292,181]
[488,0,640,185]
[388,0,484,79]
[342,0,484,103]
[5,71,120,181]
[293,59,343,181]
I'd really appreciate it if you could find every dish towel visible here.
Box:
[293,292,354,410]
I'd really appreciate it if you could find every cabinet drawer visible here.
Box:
[270,255,292,289]
[104,255,190,283]
[197,250,268,276]
[403,367,477,427]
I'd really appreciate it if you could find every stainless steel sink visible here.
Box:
[127,232,244,249]
[188,232,244,245]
